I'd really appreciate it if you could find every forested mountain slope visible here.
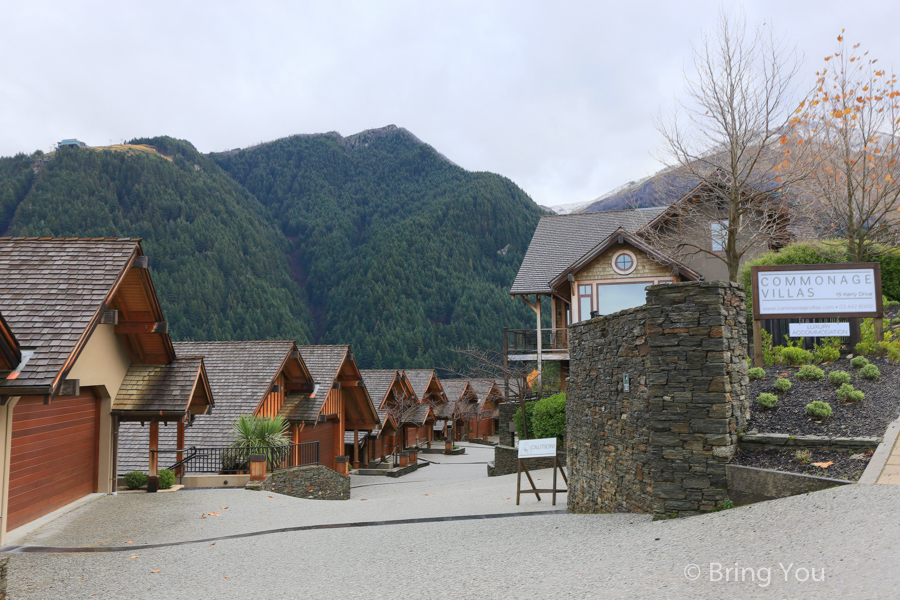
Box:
[0,127,542,369]
[212,126,542,369]
[0,139,313,342]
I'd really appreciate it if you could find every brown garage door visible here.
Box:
[8,393,99,531]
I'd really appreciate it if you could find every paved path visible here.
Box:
[5,442,900,598]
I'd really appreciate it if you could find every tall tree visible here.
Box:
[650,10,814,281]
[802,33,900,261]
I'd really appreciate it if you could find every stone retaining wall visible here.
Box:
[260,465,350,500]
[498,403,519,446]
[0,557,6,600]
[487,445,567,477]
[726,464,851,505]
[739,433,880,452]
[567,281,749,518]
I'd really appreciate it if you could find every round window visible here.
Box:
[611,250,637,275]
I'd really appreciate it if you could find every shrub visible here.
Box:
[158,469,175,490]
[793,449,812,463]
[124,471,147,490]
[860,364,881,380]
[796,365,825,381]
[532,393,566,441]
[748,367,765,381]
[761,329,781,366]
[813,345,840,364]
[512,400,536,439]
[892,317,900,325]
[780,346,812,366]
[847,390,865,402]
[887,300,900,309]
[228,415,290,469]
[806,401,833,419]
[756,393,778,409]
[774,378,792,392]
[836,383,856,401]
[850,356,869,369]
[828,370,851,385]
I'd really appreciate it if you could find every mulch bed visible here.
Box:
[731,447,873,482]
[746,358,900,438]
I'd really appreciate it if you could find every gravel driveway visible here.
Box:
[5,442,900,599]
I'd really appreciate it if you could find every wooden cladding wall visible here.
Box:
[321,387,340,417]
[9,393,99,531]
[468,418,494,437]
[256,373,286,418]
[302,421,337,471]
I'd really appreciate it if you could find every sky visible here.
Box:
[2,1,900,207]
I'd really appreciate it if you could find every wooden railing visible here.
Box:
[505,328,569,354]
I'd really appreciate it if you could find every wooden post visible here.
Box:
[353,429,359,468]
[175,420,185,477]
[148,422,159,477]
[875,317,885,343]
[535,295,543,397]
[752,318,764,367]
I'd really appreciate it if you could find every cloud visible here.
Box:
[1,1,899,206]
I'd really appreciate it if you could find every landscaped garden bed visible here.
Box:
[745,358,900,438]
[731,446,873,482]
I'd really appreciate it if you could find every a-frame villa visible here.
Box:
[0,238,212,543]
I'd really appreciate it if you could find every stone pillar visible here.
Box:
[566,281,748,518]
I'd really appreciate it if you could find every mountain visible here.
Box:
[211,125,542,369]
[0,127,542,370]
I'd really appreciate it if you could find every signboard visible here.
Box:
[788,322,850,338]
[518,438,557,459]
[751,264,882,320]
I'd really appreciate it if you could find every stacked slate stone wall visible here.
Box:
[567,281,748,518]
[498,402,518,446]
[261,465,350,500]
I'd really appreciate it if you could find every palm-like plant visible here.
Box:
[226,415,290,470]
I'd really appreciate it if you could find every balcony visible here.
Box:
[504,328,569,362]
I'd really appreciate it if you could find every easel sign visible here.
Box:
[516,438,568,506]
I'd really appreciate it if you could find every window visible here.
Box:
[611,250,637,275]
[711,220,728,252]
[578,284,592,322]
[596,283,650,315]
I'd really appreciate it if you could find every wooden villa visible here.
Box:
[281,346,380,473]
[359,369,422,463]
[466,379,504,439]
[117,340,313,479]
[436,379,476,441]
[508,210,704,391]
[0,237,192,543]
[403,369,447,446]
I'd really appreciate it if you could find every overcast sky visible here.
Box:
[2,2,899,207]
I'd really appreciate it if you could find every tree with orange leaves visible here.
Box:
[802,32,900,262]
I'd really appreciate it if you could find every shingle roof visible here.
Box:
[112,358,208,414]
[344,430,369,446]
[468,379,503,408]
[0,238,139,390]
[359,369,401,408]
[440,379,472,403]
[294,345,350,420]
[170,341,293,447]
[0,311,20,372]
[278,392,317,422]
[403,369,435,400]
[509,208,666,295]
[403,403,434,427]
[297,345,348,385]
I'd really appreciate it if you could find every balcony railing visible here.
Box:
[154,441,319,474]
[505,328,569,354]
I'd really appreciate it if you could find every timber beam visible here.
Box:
[115,321,168,335]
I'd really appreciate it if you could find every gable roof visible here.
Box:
[403,369,445,403]
[402,403,435,427]
[0,237,172,394]
[467,379,504,408]
[111,357,213,418]
[510,208,667,296]
[359,369,404,408]
[171,340,297,447]
[297,345,349,387]
[547,228,703,290]
[0,311,20,372]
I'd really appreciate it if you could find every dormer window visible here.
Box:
[611,250,637,275]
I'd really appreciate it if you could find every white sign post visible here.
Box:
[750,263,884,367]
[516,437,567,506]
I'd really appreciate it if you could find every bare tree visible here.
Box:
[801,33,900,261]
[450,346,535,439]
[649,9,815,281]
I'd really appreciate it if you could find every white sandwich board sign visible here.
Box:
[517,438,557,459]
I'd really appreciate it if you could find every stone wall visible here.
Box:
[566,281,748,518]
[261,465,350,500]
[487,445,567,477]
[0,557,6,600]
[498,402,519,446]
